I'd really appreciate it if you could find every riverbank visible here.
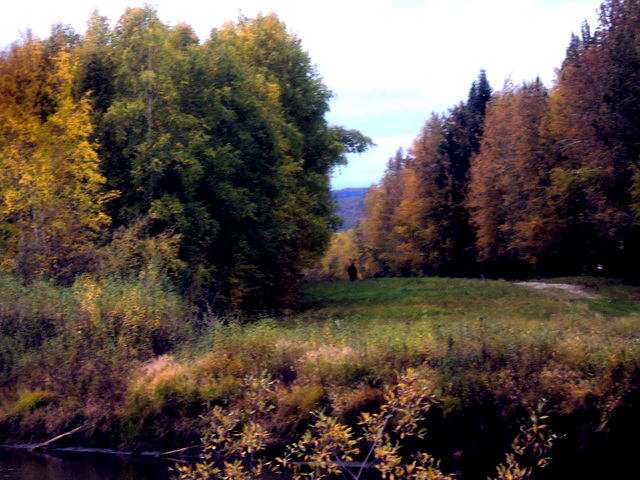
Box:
[2,276,640,478]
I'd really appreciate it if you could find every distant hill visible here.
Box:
[332,187,368,232]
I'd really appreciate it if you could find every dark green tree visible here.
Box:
[82,8,371,311]
[201,13,372,309]
[77,11,115,115]
[432,70,492,275]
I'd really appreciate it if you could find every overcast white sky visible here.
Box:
[1,1,602,189]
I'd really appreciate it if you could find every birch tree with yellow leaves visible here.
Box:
[0,34,111,281]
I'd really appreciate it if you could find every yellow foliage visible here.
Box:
[0,37,114,280]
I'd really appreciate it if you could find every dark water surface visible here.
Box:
[0,447,174,480]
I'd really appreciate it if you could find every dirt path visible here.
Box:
[515,281,599,299]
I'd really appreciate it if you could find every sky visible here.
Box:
[1,0,603,190]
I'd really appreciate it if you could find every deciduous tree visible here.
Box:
[468,79,553,277]
[0,35,110,280]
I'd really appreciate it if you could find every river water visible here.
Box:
[0,447,174,480]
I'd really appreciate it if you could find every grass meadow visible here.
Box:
[2,275,640,478]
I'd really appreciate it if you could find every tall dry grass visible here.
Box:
[2,275,640,477]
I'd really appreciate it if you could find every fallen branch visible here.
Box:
[31,426,83,452]
[159,446,199,457]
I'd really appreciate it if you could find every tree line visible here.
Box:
[0,7,371,312]
[314,0,640,281]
